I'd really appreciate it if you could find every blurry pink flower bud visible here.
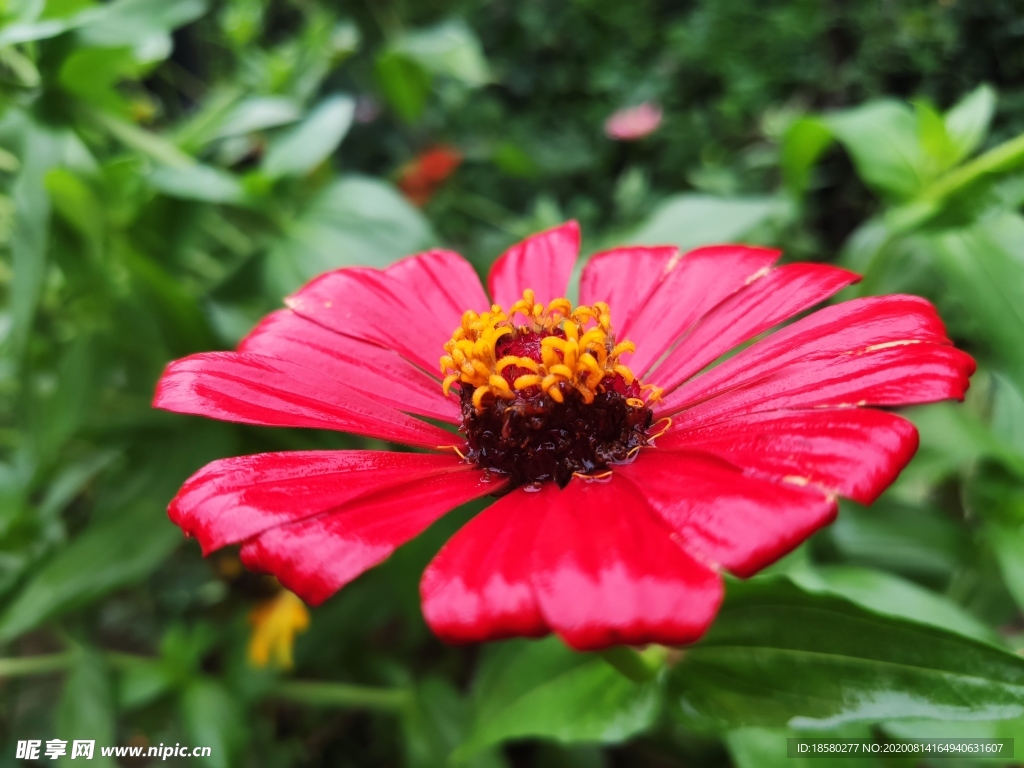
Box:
[604,102,663,141]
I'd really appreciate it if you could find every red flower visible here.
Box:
[153,222,974,651]
[397,145,462,206]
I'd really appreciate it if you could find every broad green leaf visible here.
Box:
[181,679,244,768]
[924,213,1024,391]
[727,726,880,768]
[402,677,507,768]
[8,115,63,357]
[625,194,785,250]
[790,565,1001,645]
[375,50,432,123]
[457,638,660,758]
[670,577,1024,729]
[148,164,248,204]
[985,524,1024,613]
[56,652,117,768]
[264,175,433,291]
[262,94,355,178]
[116,655,174,711]
[780,116,834,195]
[211,96,301,140]
[825,100,925,200]
[992,374,1024,460]
[883,717,1024,768]
[884,715,1024,760]
[945,84,996,165]
[389,20,490,87]
[906,400,1024,483]
[0,16,78,46]
[59,47,139,114]
[75,0,207,48]
[915,99,958,173]
[827,498,969,579]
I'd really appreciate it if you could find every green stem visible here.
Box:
[0,652,76,677]
[922,131,1024,204]
[0,653,410,715]
[273,680,412,712]
[884,130,1024,238]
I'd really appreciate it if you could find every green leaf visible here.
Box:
[883,716,1024,768]
[0,503,180,641]
[181,679,244,768]
[670,577,1024,729]
[148,164,248,204]
[7,115,63,357]
[262,94,355,178]
[910,401,1024,482]
[117,656,174,711]
[625,194,786,250]
[58,47,139,114]
[402,677,507,768]
[375,51,432,124]
[827,498,969,580]
[210,96,301,140]
[985,523,1024,613]
[924,213,1024,391]
[825,100,926,200]
[75,0,207,50]
[91,110,194,168]
[0,427,234,640]
[389,20,491,87]
[264,175,434,292]
[45,167,105,253]
[915,99,958,173]
[727,726,880,768]
[0,17,78,46]
[457,637,661,758]
[56,652,117,768]
[790,565,1001,645]
[780,116,833,196]
[992,374,1024,461]
[945,84,996,165]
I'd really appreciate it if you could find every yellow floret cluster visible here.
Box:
[440,289,657,411]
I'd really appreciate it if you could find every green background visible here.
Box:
[3,1,1024,766]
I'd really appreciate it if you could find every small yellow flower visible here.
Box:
[247,590,310,669]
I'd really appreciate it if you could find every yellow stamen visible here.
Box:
[247,589,310,670]
[648,416,673,441]
[439,289,645,412]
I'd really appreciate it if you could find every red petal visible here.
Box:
[240,468,505,605]
[153,351,455,449]
[622,245,781,375]
[619,450,836,577]
[286,249,488,375]
[170,450,469,554]
[658,409,918,504]
[240,310,458,424]
[487,221,580,309]
[658,295,976,419]
[529,477,723,650]
[647,263,859,395]
[578,245,678,333]
[421,487,549,643]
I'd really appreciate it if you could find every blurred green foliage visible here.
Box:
[2,1,1024,766]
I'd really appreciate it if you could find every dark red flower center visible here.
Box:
[440,291,658,489]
